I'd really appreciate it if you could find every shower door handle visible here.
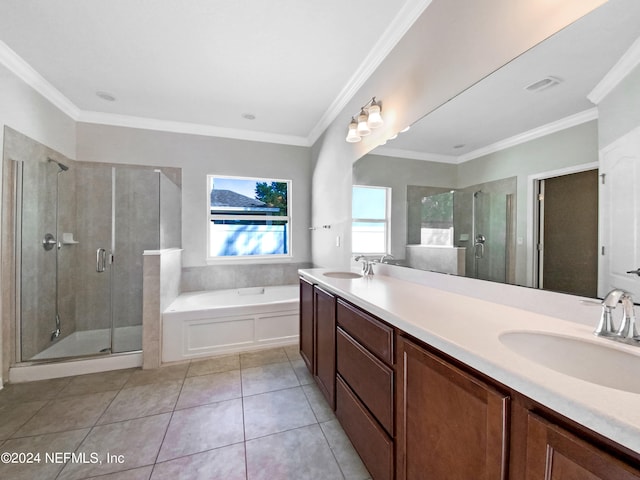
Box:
[96,248,107,272]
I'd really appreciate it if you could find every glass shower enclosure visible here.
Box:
[419,189,514,283]
[15,159,174,362]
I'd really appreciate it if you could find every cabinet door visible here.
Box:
[314,286,336,409]
[299,278,315,374]
[396,336,509,480]
[526,414,640,480]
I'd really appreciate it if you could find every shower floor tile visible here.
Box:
[0,346,370,479]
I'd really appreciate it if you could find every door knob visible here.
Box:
[626,268,640,277]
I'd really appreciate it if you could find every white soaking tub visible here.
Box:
[162,285,299,362]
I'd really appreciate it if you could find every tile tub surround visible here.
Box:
[143,249,182,370]
[0,346,371,480]
[181,262,313,292]
[299,268,640,457]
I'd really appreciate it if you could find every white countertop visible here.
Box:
[299,268,640,455]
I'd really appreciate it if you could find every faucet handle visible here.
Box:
[615,294,639,343]
[594,304,617,337]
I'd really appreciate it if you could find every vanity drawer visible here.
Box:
[336,375,394,480]
[337,327,394,435]
[337,299,393,365]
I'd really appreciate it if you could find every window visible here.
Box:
[421,191,454,246]
[352,185,390,254]
[207,175,291,259]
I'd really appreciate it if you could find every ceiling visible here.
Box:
[0,0,430,146]
[374,0,640,163]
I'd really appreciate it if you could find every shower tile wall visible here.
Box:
[112,167,160,329]
[181,262,312,292]
[159,170,181,250]
[3,128,77,360]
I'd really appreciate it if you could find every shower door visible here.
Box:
[75,165,160,354]
[18,159,72,360]
[472,192,509,283]
[18,160,160,361]
[111,167,160,353]
[70,163,114,355]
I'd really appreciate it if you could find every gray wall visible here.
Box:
[457,120,598,286]
[76,123,313,272]
[352,121,597,287]
[353,154,456,260]
[598,63,640,148]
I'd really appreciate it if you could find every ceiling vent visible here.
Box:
[524,76,563,93]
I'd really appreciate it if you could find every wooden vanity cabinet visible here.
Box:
[299,277,640,480]
[299,278,315,373]
[395,335,510,480]
[524,413,640,480]
[335,299,395,480]
[314,285,337,409]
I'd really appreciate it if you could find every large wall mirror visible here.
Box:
[353,0,640,299]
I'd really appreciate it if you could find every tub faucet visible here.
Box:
[355,255,374,276]
[379,254,394,264]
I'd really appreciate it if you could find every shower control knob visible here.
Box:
[626,268,640,277]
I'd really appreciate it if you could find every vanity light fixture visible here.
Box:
[345,97,384,143]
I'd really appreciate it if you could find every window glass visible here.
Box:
[208,176,291,258]
[352,186,389,254]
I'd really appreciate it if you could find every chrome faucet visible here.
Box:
[354,255,374,276]
[595,289,625,337]
[617,293,638,342]
[379,254,394,264]
[595,289,639,344]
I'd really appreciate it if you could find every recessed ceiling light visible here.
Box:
[242,113,256,120]
[96,91,116,102]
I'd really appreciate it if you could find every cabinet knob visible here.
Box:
[626,268,640,277]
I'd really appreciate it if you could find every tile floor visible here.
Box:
[0,345,371,480]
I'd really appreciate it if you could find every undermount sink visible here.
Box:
[323,271,363,279]
[499,331,640,394]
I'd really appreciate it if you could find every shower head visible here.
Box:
[47,157,69,172]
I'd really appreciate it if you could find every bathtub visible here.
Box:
[162,285,299,362]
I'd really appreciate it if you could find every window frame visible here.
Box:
[206,174,293,263]
[351,185,391,256]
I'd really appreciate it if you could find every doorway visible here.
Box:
[536,169,598,297]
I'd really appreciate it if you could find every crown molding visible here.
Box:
[370,108,598,165]
[1,0,433,149]
[0,40,80,120]
[456,108,598,163]
[370,146,458,164]
[77,111,310,147]
[306,0,433,146]
[588,36,640,105]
